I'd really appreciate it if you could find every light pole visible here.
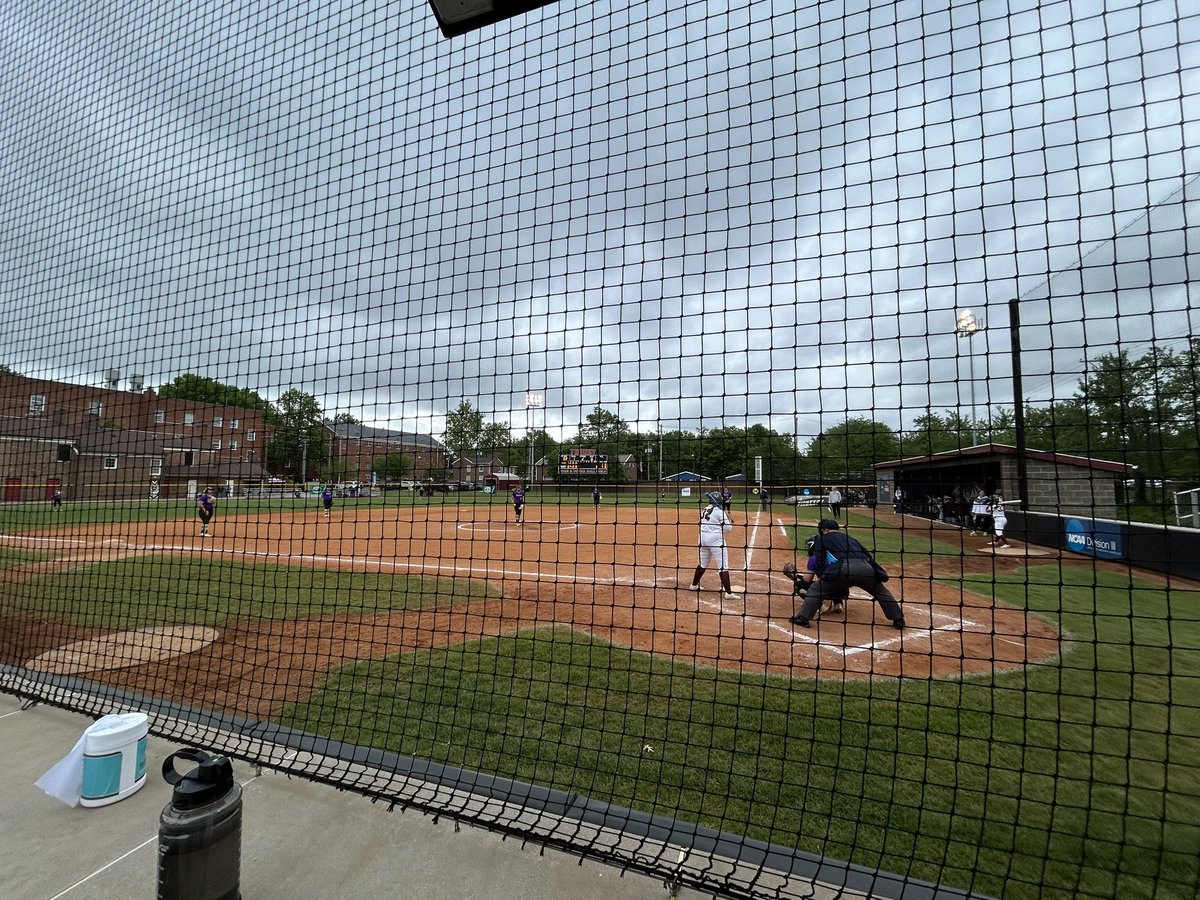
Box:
[955,309,981,446]
[524,392,544,484]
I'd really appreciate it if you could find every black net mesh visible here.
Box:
[1,2,1198,897]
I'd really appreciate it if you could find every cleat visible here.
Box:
[829,602,844,615]
[789,615,811,628]
[722,592,737,600]
[689,583,701,592]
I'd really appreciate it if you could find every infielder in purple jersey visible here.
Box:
[196,487,215,536]
[512,486,526,523]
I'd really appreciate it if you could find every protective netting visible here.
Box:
[1,1,1198,897]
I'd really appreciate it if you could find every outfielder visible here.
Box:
[688,490,736,600]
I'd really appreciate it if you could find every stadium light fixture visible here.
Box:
[427,0,560,37]
[955,309,981,446]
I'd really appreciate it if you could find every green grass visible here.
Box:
[0,545,55,570]
[281,564,1200,900]
[5,498,1198,896]
[780,509,963,564]
[0,555,496,628]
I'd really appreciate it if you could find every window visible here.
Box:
[246,430,256,442]
[29,394,46,415]
[213,416,223,427]
[245,450,255,462]
[183,451,194,467]
[229,440,239,451]
[229,418,239,430]
[183,412,195,426]
[104,456,118,470]
[57,444,72,462]
[154,409,165,424]
[88,400,102,416]
[211,439,222,450]
[151,458,162,475]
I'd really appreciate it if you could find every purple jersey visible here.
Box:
[512,489,525,506]
[198,492,214,513]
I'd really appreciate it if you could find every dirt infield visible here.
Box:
[2,504,1062,720]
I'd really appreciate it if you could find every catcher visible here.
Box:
[781,537,844,615]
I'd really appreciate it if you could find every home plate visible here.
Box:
[849,587,872,600]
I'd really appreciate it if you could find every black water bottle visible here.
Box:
[156,749,243,900]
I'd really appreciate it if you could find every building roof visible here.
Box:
[873,442,1132,474]
[663,471,711,482]
[0,417,271,479]
[326,422,444,450]
[0,418,160,455]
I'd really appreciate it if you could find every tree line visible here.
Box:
[133,340,1200,490]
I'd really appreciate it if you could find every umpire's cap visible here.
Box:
[817,518,840,531]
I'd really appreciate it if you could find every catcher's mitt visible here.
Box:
[781,562,798,578]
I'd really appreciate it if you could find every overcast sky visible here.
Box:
[0,0,1196,443]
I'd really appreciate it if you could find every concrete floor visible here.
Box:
[1,693,707,900]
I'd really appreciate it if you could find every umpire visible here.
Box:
[789,519,905,629]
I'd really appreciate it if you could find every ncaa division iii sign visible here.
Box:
[1063,518,1124,560]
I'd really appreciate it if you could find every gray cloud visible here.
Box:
[0,0,1195,447]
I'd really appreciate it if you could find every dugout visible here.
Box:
[874,443,1130,521]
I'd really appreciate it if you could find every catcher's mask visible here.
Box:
[804,536,817,551]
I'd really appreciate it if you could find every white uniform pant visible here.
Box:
[698,538,729,571]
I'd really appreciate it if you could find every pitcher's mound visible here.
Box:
[977,544,1052,557]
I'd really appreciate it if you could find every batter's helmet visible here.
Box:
[705,490,722,506]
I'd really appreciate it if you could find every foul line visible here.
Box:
[743,510,764,571]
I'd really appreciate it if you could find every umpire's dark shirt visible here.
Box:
[812,531,882,579]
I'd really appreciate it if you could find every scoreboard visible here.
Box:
[559,451,608,476]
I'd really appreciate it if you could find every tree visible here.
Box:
[158,374,275,419]
[899,411,966,457]
[319,459,351,483]
[443,401,484,463]
[567,408,633,482]
[517,429,559,479]
[0,364,16,375]
[267,390,327,480]
[479,421,512,457]
[331,413,361,425]
[804,418,899,481]
[374,451,411,482]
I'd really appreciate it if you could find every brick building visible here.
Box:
[450,455,517,487]
[0,373,272,501]
[325,422,447,483]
